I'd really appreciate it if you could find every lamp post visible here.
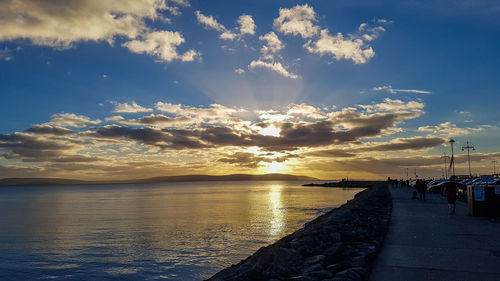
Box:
[493,160,497,176]
[462,141,475,177]
[441,153,450,179]
[449,139,455,177]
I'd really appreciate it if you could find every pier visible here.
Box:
[371,187,500,281]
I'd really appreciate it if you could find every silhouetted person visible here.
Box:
[444,176,459,215]
[388,177,395,188]
[416,180,427,200]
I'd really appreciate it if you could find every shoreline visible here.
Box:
[0,174,318,187]
[208,181,391,281]
[302,180,377,188]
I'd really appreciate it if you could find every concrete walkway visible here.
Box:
[370,187,500,281]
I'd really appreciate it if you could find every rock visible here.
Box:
[291,236,315,250]
[287,276,315,281]
[330,232,341,242]
[303,263,323,273]
[265,247,303,277]
[326,263,341,273]
[207,184,392,281]
[291,236,323,257]
[349,252,367,267]
[333,267,367,281]
[304,255,325,265]
[324,242,343,256]
[304,269,333,279]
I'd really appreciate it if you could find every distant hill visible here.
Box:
[0,173,318,186]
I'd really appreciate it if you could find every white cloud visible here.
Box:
[377,19,393,24]
[235,68,246,74]
[0,1,197,64]
[259,32,284,57]
[356,98,425,120]
[273,4,319,38]
[238,15,256,35]
[0,0,188,48]
[418,122,489,137]
[50,113,101,128]
[220,31,238,41]
[373,85,432,94]
[195,11,256,41]
[248,60,301,80]
[247,32,296,79]
[180,49,201,62]
[155,102,246,123]
[195,10,226,32]
[358,24,386,42]
[123,31,200,62]
[287,104,325,119]
[163,0,190,16]
[113,101,153,113]
[304,29,375,64]
[0,47,15,61]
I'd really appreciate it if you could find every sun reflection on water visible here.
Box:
[268,184,285,241]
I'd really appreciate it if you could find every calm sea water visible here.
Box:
[0,181,363,280]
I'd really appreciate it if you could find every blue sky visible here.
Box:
[0,0,499,180]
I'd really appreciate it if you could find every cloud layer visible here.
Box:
[1,98,494,180]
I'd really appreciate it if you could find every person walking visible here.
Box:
[416,180,427,201]
[444,176,460,215]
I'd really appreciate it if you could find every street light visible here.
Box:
[493,160,497,176]
[449,139,455,177]
[441,153,450,179]
[462,141,475,177]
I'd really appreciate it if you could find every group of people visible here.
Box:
[387,176,460,215]
[387,177,409,188]
[415,179,427,200]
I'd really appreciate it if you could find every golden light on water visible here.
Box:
[268,184,285,241]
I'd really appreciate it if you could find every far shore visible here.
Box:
[0,173,318,187]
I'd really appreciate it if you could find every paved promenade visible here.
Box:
[370,186,500,281]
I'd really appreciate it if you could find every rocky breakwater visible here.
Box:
[208,183,391,281]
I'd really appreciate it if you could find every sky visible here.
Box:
[1,0,500,180]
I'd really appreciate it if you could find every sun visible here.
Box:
[264,161,288,174]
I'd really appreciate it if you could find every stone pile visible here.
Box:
[208,183,392,281]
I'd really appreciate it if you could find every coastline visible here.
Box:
[208,182,392,281]
[302,180,374,188]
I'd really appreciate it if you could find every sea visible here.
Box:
[0,181,364,280]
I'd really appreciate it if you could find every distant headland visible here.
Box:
[0,173,318,187]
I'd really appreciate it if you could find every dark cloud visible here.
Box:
[218,152,264,168]
[0,132,104,164]
[217,151,298,168]
[90,125,169,145]
[305,149,357,158]
[108,114,191,126]
[88,113,428,152]
[307,137,446,158]
[0,164,46,178]
[135,114,190,125]
[365,137,446,151]
[0,133,76,158]
[25,124,73,135]
[89,125,211,149]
